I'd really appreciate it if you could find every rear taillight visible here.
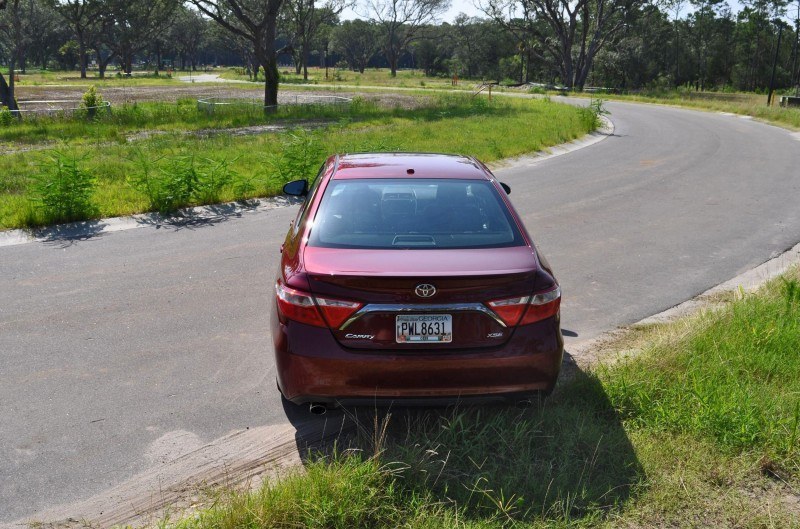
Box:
[276,282,326,327]
[316,297,362,328]
[520,287,561,325]
[487,296,529,326]
[488,286,561,327]
[275,282,362,328]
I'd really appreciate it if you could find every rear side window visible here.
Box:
[307,179,524,249]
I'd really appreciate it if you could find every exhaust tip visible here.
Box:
[515,398,534,409]
[308,402,328,415]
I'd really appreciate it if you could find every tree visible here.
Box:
[169,6,207,71]
[57,0,99,78]
[481,0,649,89]
[191,0,284,107]
[331,18,378,72]
[284,0,344,80]
[0,0,41,109]
[449,16,515,79]
[99,0,180,75]
[360,0,450,76]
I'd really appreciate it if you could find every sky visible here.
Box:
[341,0,800,25]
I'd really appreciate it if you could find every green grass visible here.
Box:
[604,278,800,474]
[583,90,800,130]
[0,97,383,145]
[9,68,190,87]
[0,94,596,229]
[165,272,800,529]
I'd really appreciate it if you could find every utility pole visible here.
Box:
[768,20,784,106]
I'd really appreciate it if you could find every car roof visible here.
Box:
[331,152,491,180]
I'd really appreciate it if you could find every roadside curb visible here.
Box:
[0,196,300,248]
[0,117,613,249]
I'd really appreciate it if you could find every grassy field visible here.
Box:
[219,66,478,91]
[0,94,597,229]
[4,68,186,87]
[163,271,800,529]
[582,89,800,130]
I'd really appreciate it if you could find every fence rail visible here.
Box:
[196,95,351,114]
[8,100,111,117]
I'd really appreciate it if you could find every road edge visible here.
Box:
[567,239,800,362]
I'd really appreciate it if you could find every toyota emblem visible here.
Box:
[415,283,437,298]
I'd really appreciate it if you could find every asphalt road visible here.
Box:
[2,100,800,523]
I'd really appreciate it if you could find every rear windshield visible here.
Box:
[307,179,525,249]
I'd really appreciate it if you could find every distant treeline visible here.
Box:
[1,0,799,92]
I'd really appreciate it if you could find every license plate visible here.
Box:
[396,314,452,343]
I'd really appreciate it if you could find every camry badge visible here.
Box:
[415,283,437,298]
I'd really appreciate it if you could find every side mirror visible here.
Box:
[500,182,511,195]
[283,179,309,197]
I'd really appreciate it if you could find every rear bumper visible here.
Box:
[272,312,564,405]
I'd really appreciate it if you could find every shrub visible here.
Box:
[81,85,105,120]
[29,153,97,224]
[128,152,235,214]
[589,98,611,128]
[265,128,326,186]
[0,105,13,126]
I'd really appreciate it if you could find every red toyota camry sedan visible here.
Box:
[272,153,563,412]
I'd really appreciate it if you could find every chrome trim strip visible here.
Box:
[339,302,506,330]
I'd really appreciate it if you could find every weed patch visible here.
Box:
[29,153,97,224]
[604,277,800,473]
[1,96,595,228]
[128,152,235,214]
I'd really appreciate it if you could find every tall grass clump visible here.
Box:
[265,128,326,185]
[128,151,234,214]
[604,274,800,474]
[29,153,97,224]
[172,457,413,529]
[0,105,14,127]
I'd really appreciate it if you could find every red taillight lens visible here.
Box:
[275,282,326,327]
[520,286,561,325]
[488,286,561,327]
[275,282,362,329]
[487,296,530,326]
[316,296,362,328]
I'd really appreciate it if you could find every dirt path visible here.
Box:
[15,83,425,108]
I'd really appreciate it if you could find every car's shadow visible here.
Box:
[281,350,644,523]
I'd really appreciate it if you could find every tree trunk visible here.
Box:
[0,72,19,111]
[78,32,87,79]
[262,57,279,108]
[95,47,111,79]
[6,56,17,110]
[155,43,161,75]
[562,51,574,89]
[302,41,310,80]
[260,18,280,108]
